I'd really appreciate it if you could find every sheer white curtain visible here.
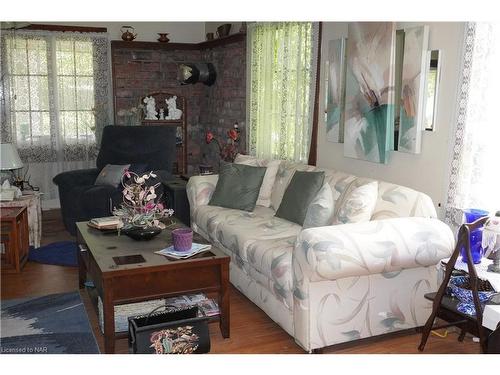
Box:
[1,29,112,208]
[247,22,319,163]
[445,22,500,227]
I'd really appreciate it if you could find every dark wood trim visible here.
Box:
[111,40,199,51]
[308,22,322,166]
[197,32,246,49]
[21,24,107,33]
[111,32,246,52]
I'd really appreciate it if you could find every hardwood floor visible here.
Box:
[1,209,480,354]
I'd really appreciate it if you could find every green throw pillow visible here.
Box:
[275,171,325,226]
[94,164,130,187]
[208,162,266,212]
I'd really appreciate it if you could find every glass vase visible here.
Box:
[460,208,489,264]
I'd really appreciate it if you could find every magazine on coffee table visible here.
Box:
[164,293,220,317]
[155,242,212,259]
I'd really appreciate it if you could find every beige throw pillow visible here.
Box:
[332,180,378,225]
[234,154,281,207]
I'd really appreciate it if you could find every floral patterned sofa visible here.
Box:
[186,160,455,352]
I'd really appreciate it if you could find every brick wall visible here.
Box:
[111,38,246,175]
[199,40,247,170]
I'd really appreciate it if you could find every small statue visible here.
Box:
[159,108,165,120]
[143,96,158,120]
[165,96,182,120]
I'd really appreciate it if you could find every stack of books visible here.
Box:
[88,216,122,230]
[164,293,220,317]
[155,243,211,259]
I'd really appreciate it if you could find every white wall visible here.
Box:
[30,22,206,43]
[317,22,465,217]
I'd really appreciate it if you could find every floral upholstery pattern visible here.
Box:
[292,217,454,350]
[293,217,454,286]
[371,181,437,220]
[191,204,301,309]
[187,163,454,352]
[293,266,439,350]
[187,174,218,215]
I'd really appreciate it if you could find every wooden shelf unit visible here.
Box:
[111,32,246,51]
[141,93,187,175]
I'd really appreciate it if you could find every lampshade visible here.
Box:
[0,143,23,170]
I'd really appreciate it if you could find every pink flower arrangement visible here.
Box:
[113,170,174,229]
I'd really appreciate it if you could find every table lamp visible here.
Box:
[1,143,23,171]
[482,211,500,273]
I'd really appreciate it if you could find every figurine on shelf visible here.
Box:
[165,96,182,120]
[143,96,158,120]
[159,108,165,120]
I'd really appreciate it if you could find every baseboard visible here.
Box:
[41,199,61,210]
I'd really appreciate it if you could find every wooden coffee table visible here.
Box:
[76,220,230,354]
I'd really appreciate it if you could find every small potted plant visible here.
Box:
[113,170,174,240]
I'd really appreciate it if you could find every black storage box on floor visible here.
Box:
[128,306,210,354]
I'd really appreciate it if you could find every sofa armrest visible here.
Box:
[293,217,455,283]
[53,168,100,188]
[186,174,219,214]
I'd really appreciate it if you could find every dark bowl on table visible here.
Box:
[123,226,162,241]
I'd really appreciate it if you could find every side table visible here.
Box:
[0,192,42,248]
[1,206,29,273]
[419,217,500,353]
[163,178,190,227]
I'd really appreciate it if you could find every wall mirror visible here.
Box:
[424,50,441,131]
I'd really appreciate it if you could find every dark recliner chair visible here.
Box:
[53,125,177,235]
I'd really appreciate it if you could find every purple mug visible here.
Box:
[172,228,193,252]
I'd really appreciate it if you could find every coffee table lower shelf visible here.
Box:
[84,286,221,340]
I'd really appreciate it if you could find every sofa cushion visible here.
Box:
[193,205,301,263]
[271,161,316,210]
[193,204,300,310]
[95,164,130,187]
[332,179,378,224]
[303,182,334,229]
[208,162,266,211]
[275,171,325,226]
[234,154,281,207]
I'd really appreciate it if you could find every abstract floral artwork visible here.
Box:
[344,22,397,164]
[398,26,429,153]
[325,38,347,143]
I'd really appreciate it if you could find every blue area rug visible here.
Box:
[28,241,78,267]
[0,291,99,354]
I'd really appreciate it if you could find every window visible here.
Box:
[6,37,51,146]
[247,22,318,162]
[1,29,110,205]
[446,23,500,225]
[1,30,110,163]
[56,40,96,144]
